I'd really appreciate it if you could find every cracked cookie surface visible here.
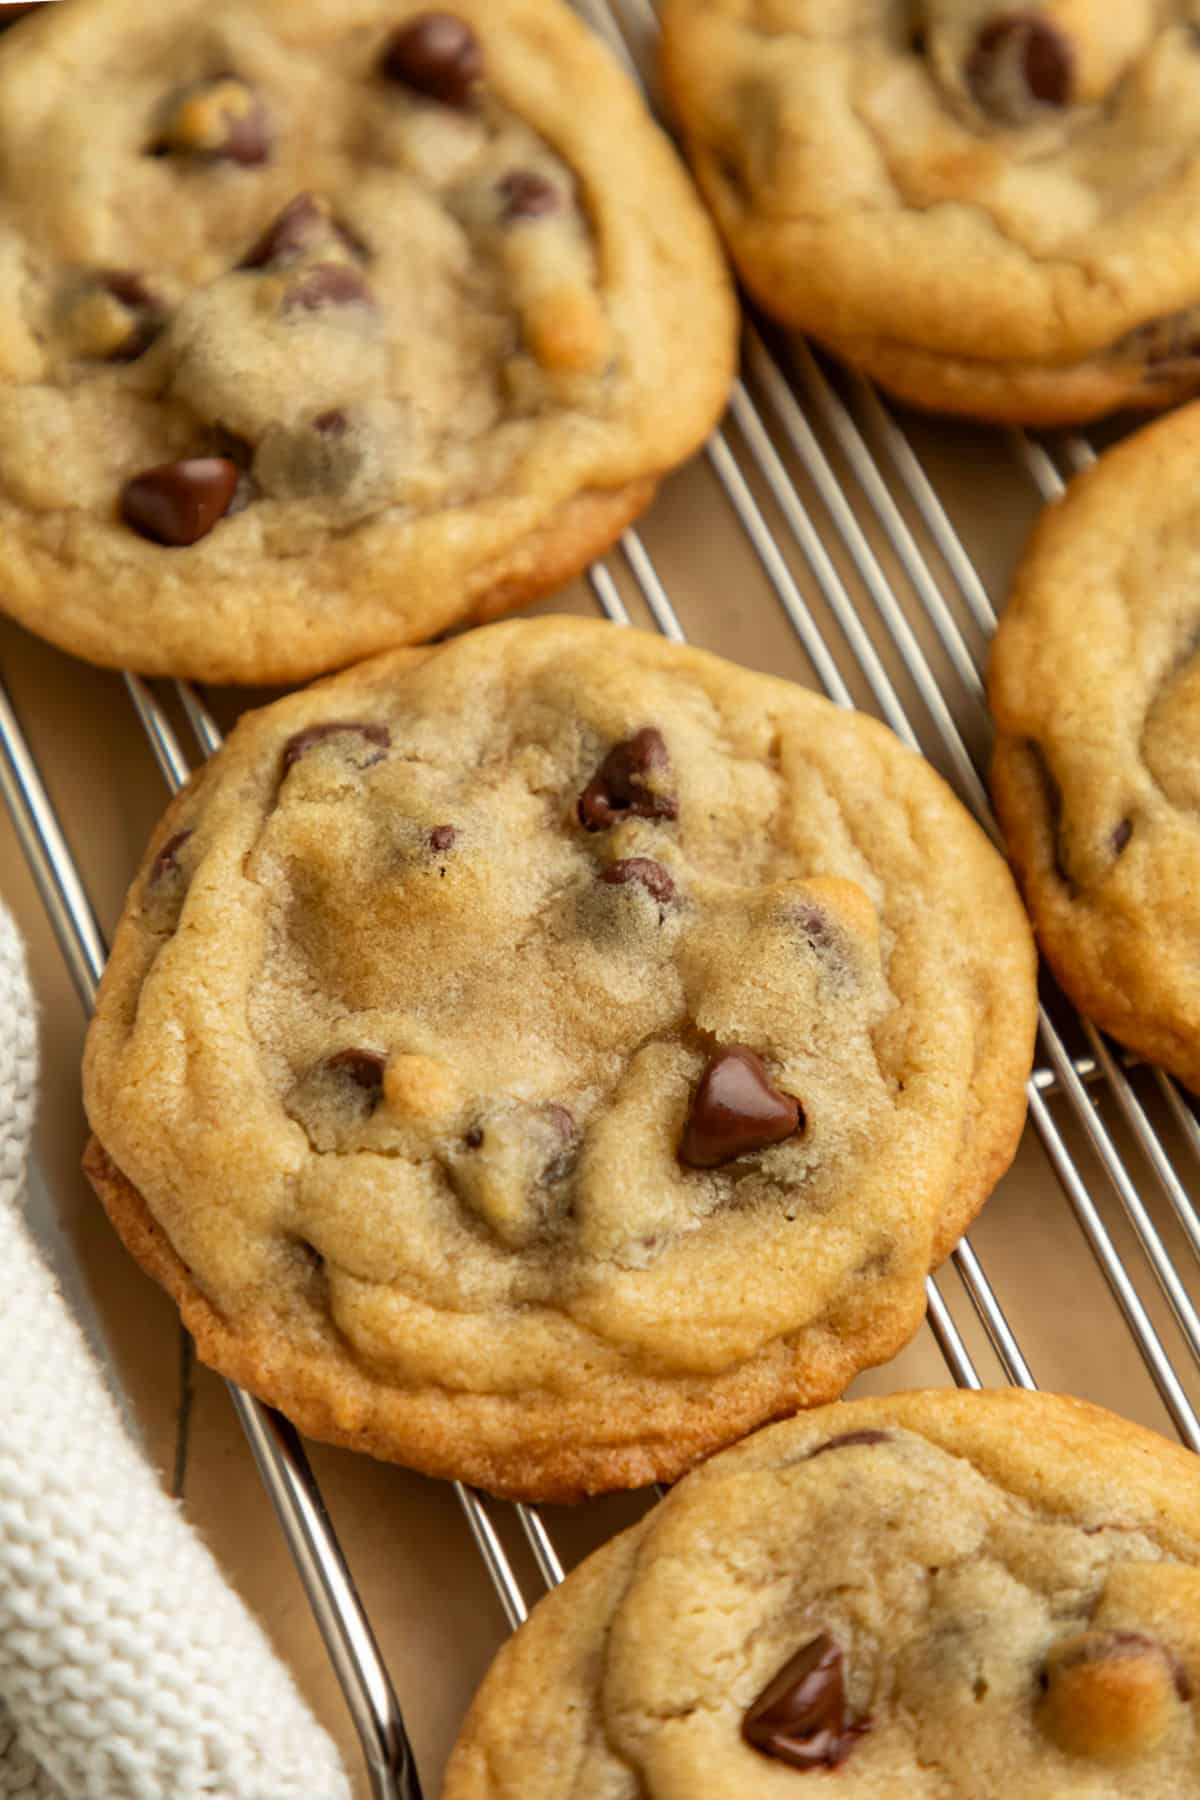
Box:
[82,617,1035,1499]
[0,0,734,682]
[443,1390,1200,1796]
[991,401,1200,1092]
[662,1,1200,424]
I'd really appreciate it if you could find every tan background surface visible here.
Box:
[2,298,1199,1800]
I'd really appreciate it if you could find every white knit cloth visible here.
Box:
[0,904,351,1799]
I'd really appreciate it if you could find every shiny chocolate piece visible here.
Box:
[679,1046,802,1169]
[325,1048,386,1094]
[742,1633,867,1771]
[600,857,675,902]
[148,829,194,886]
[806,1429,890,1460]
[577,728,678,831]
[120,458,240,547]
[280,720,391,775]
[967,12,1073,122]
[499,170,562,220]
[380,13,483,107]
[282,263,375,312]
[430,825,457,853]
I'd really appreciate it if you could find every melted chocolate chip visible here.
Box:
[578,729,678,832]
[149,829,194,885]
[314,408,349,438]
[282,263,375,312]
[499,170,562,220]
[1112,818,1133,855]
[430,825,457,852]
[380,13,483,107]
[121,458,240,547]
[325,1047,386,1094]
[679,1046,802,1169]
[240,193,359,269]
[806,1429,891,1460]
[280,720,391,775]
[743,1634,868,1771]
[464,1125,484,1149]
[967,12,1073,122]
[600,857,675,902]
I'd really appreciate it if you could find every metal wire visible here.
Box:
[1,4,1198,1790]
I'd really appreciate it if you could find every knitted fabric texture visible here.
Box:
[0,904,351,1799]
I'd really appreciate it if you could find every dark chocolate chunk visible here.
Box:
[499,170,562,220]
[239,193,359,269]
[380,13,483,107]
[1112,818,1133,855]
[120,458,240,547]
[806,1429,891,1460]
[679,1046,802,1169]
[280,720,391,775]
[282,263,375,312]
[463,1125,484,1149]
[743,1634,868,1771]
[325,1047,386,1094]
[149,828,194,885]
[429,825,457,852]
[967,12,1073,122]
[600,857,675,902]
[578,728,678,831]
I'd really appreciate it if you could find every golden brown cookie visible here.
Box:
[991,402,1200,1091]
[443,1390,1200,1796]
[82,617,1036,1500]
[661,1,1200,425]
[0,0,734,683]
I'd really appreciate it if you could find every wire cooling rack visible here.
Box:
[3,4,1200,1795]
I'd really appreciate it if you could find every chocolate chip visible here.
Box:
[120,458,240,547]
[1027,741,1074,890]
[430,825,457,852]
[464,1126,484,1149]
[806,1429,890,1459]
[95,271,166,360]
[281,720,391,775]
[325,1047,386,1095]
[380,13,483,106]
[239,193,360,269]
[1112,818,1133,855]
[578,729,678,832]
[314,408,349,438]
[967,13,1073,122]
[282,263,375,313]
[743,1634,868,1771]
[679,1046,802,1169]
[499,170,562,220]
[600,857,675,902]
[149,829,193,885]
[156,76,273,165]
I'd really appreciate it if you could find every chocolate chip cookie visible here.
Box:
[443,1389,1200,1796]
[661,2,1200,425]
[0,1,734,683]
[990,403,1200,1091]
[82,617,1036,1499]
